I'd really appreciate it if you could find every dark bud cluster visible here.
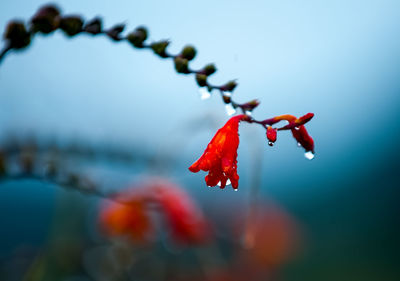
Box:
[240,99,260,111]
[195,74,208,87]
[174,57,190,74]
[4,21,31,49]
[201,63,217,76]
[30,4,61,34]
[59,16,83,37]
[150,40,170,58]
[83,18,102,35]
[127,26,148,48]
[180,45,196,61]
[220,80,238,92]
[106,24,125,41]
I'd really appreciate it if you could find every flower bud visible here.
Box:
[83,17,102,35]
[174,57,189,73]
[296,113,314,126]
[106,24,125,41]
[59,16,83,37]
[150,40,170,58]
[202,63,216,76]
[126,26,148,48]
[181,45,196,60]
[30,4,61,34]
[266,126,277,144]
[241,99,260,111]
[222,95,231,104]
[220,80,237,92]
[4,21,31,49]
[195,74,207,87]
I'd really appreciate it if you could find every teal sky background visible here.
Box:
[1,1,400,280]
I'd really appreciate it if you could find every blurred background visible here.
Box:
[1,0,400,280]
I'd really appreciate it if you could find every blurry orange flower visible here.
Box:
[156,182,212,245]
[189,114,247,189]
[100,199,152,242]
[99,179,212,245]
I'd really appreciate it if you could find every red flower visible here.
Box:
[99,179,212,245]
[262,113,315,153]
[189,115,246,190]
[291,125,314,153]
[155,182,211,244]
[266,126,277,145]
[99,198,153,242]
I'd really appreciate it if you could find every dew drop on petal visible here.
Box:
[268,141,274,146]
[225,104,236,116]
[217,179,232,186]
[234,188,238,191]
[199,88,211,100]
[304,151,315,160]
[297,142,301,147]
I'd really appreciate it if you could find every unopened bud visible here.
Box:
[195,74,207,87]
[222,95,231,104]
[4,21,31,49]
[31,4,61,34]
[203,63,216,76]
[59,16,83,37]
[174,57,189,73]
[83,18,102,35]
[241,99,260,111]
[106,24,125,41]
[266,126,277,143]
[126,26,148,48]
[181,45,196,60]
[220,80,237,92]
[150,40,170,58]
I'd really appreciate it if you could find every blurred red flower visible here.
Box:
[189,115,246,189]
[99,179,212,245]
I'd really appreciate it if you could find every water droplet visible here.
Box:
[245,110,252,116]
[268,141,274,146]
[217,179,231,186]
[198,88,211,100]
[297,142,301,147]
[234,188,238,191]
[304,151,315,160]
[225,104,236,116]
[222,91,231,97]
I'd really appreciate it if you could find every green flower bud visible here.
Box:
[83,18,102,35]
[106,24,125,41]
[127,26,148,48]
[59,16,83,37]
[4,21,31,49]
[181,45,196,61]
[195,73,207,87]
[150,40,170,58]
[203,63,216,76]
[220,80,237,92]
[174,57,189,73]
[30,4,61,34]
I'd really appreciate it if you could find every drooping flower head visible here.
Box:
[262,113,315,154]
[189,114,247,190]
